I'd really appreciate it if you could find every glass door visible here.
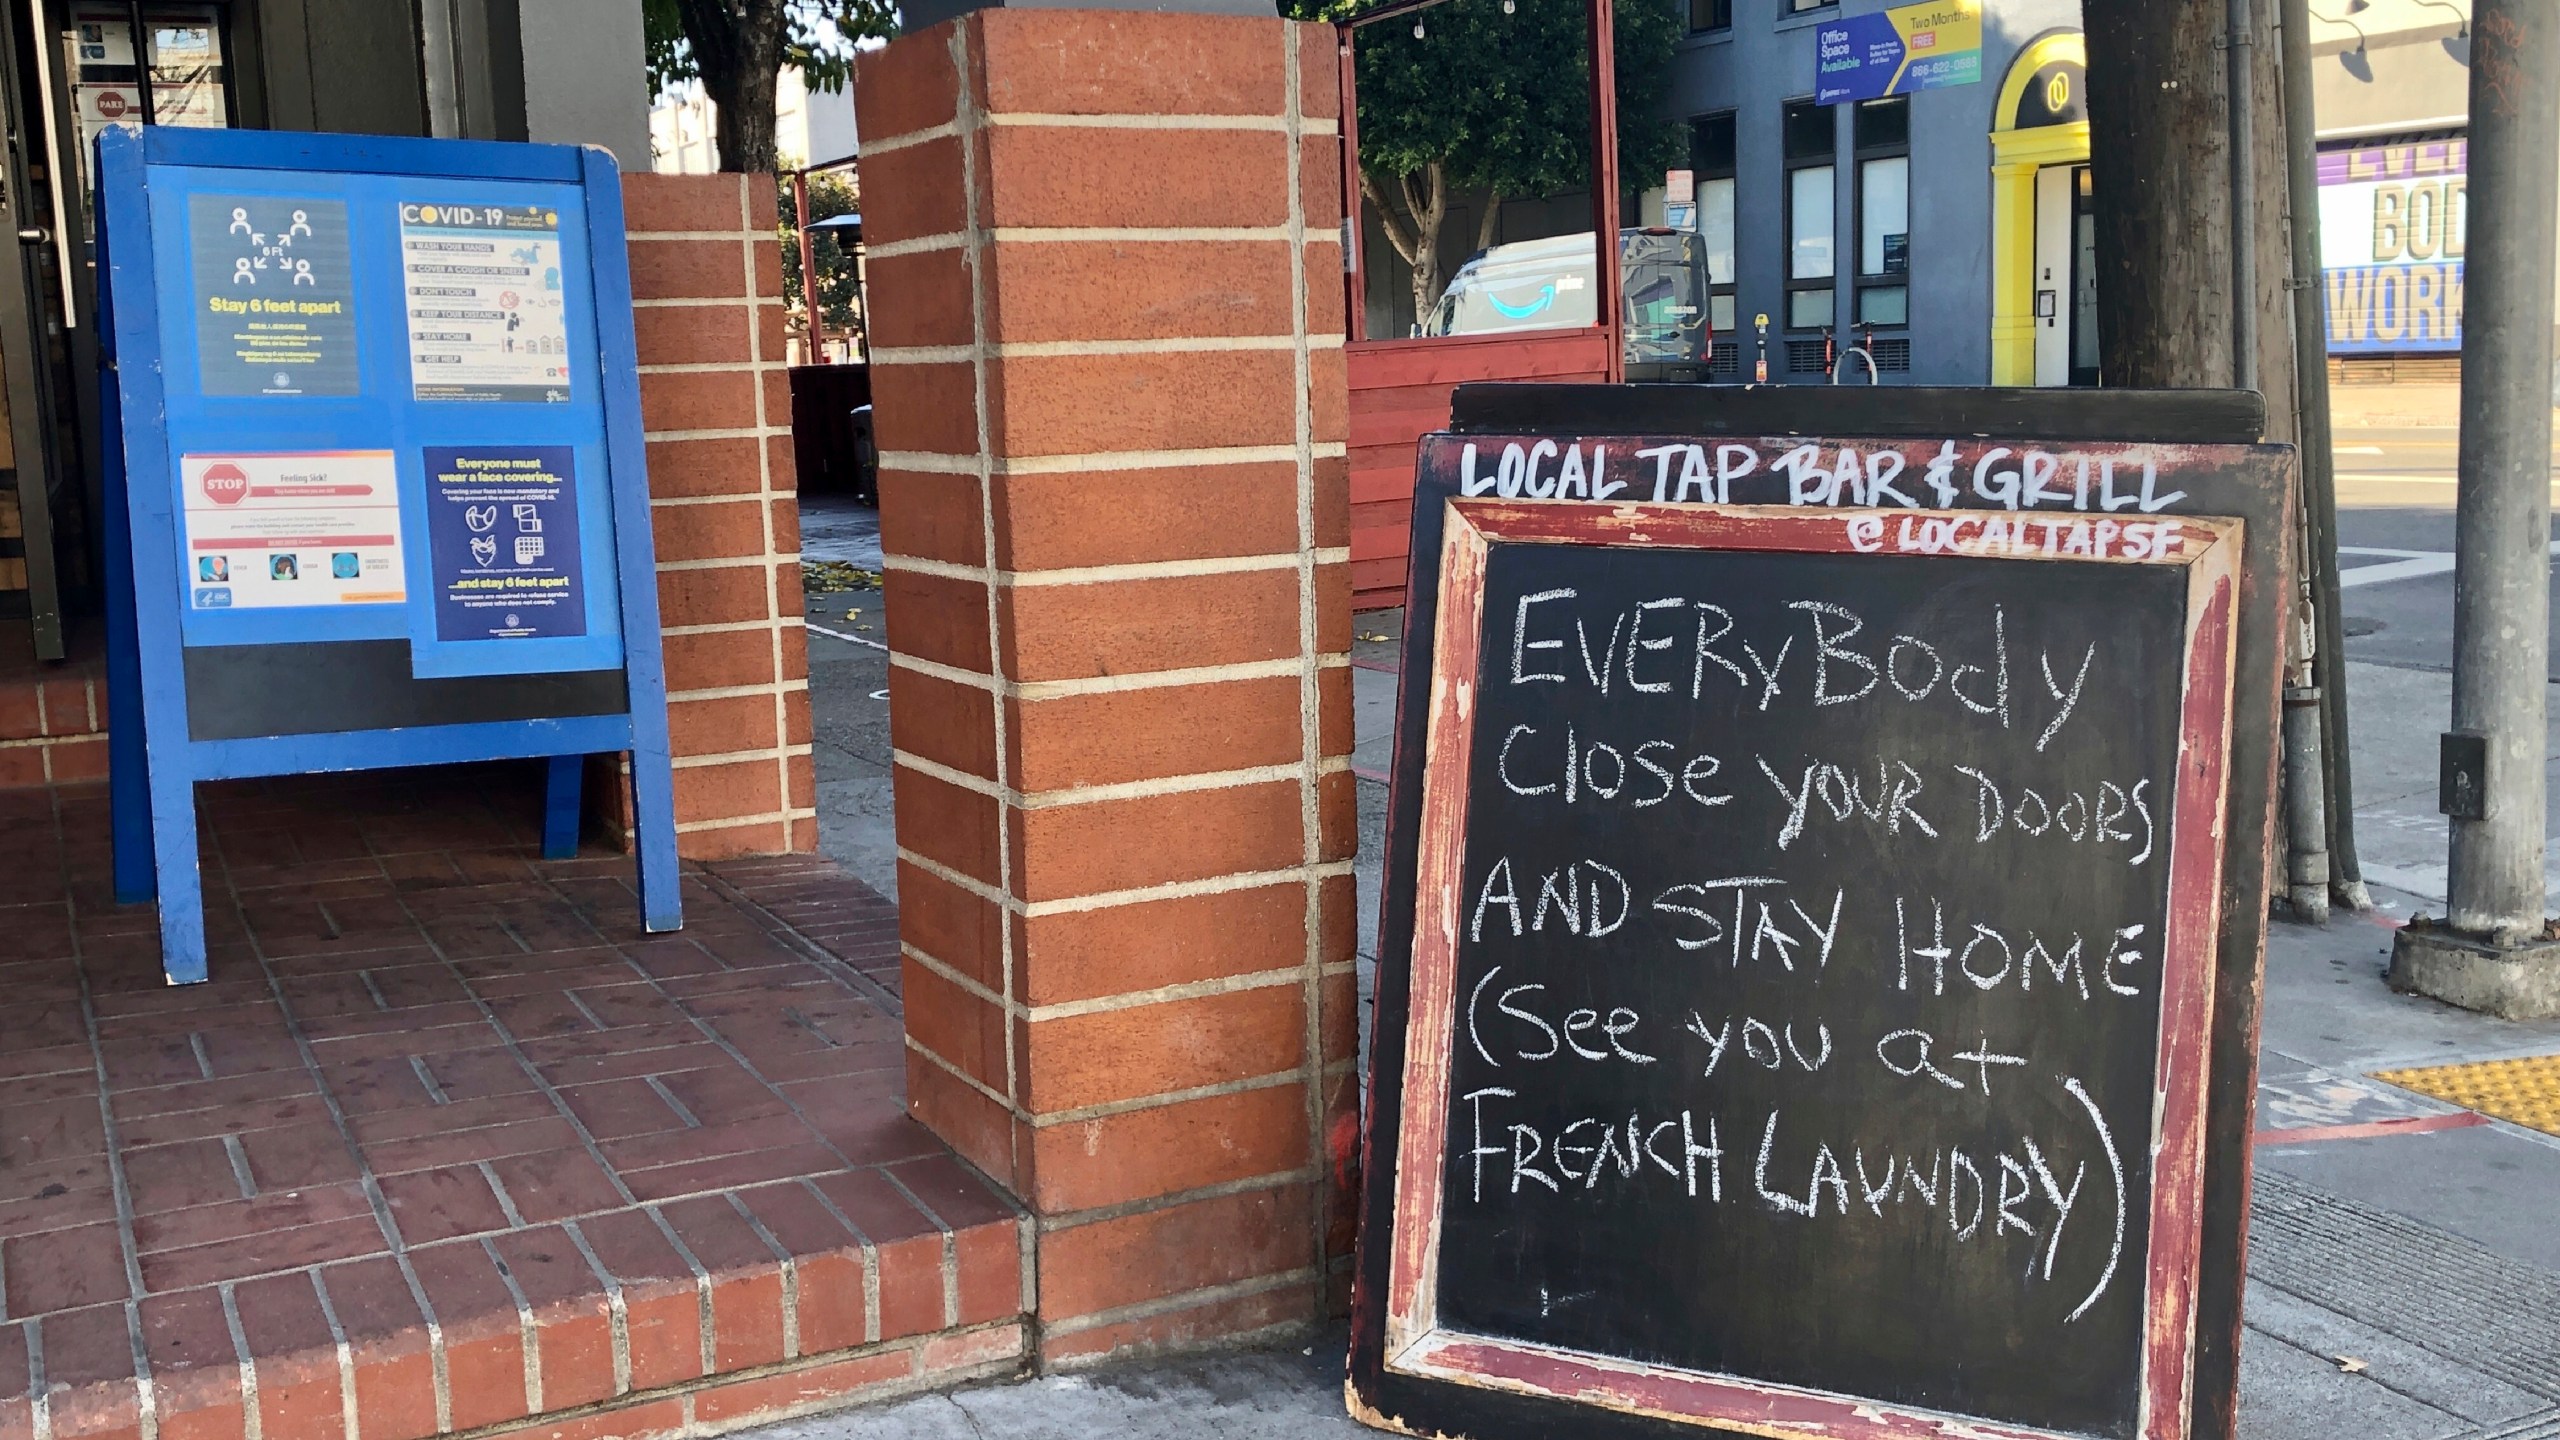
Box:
[0,0,88,658]
[2068,164,2098,387]
[60,5,234,209]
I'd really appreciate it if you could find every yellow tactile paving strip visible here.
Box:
[2374,1053,2560,1138]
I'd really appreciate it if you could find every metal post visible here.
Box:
[792,169,825,360]
[417,0,459,138]
[2225,0,2254,393]
[2279,0,2368,910]
[2283,0,2355,901]
[1587,0,1622,385]
[2447,0,2560,943]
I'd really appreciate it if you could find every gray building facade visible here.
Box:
[1666,0,2084,384]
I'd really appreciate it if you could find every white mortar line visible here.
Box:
[658,554,790,573]
[668,680,801,702]
[894,751,1339,809]
[905,1036,1016,1111]
[737,175,802,855]
[674,743,813,770]
[880,442,1345,474]
[987,112,1338,134]
[990,225,1294,243]
[1025,1070,1310,1128]
[871,335,1344,366]
[1027,860,1356,915]
[883,550,1344,585]
[637,360,793,375]
[1039,1269,1318,1340]
[863,233,969,259]
[1283,21,1332,1294]
[894,846,1355,918]
[651,493,776,510]
[903,939,1306,1021]
[637,424,767,441]
[953,20,1028,1151]
[860,119,961,155]
[885,651,1346,699]
[674,810,795,834]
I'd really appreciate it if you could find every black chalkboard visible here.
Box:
[1447,542,2185,1435]
[184,642,626,741]
[1351,397,2292,1440]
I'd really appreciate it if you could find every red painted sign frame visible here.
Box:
[1372,500,2244,1440]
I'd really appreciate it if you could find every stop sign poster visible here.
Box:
[177,451,405,610]
[399,200,574,403]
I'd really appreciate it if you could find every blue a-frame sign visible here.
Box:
[96,126,682,985]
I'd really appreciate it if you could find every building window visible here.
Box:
[1689,0,1730,31]
[1787,0,1838,11]
[1854,96,1910,329]
[1691,111,1738,336]
[1783,99,1835,332]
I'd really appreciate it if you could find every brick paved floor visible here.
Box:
[0,766,1027,1440]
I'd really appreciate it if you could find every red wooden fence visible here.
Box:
[1346,329,1611,608]
[1335,0,1621,612]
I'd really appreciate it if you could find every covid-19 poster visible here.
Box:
[2320,140,2467,355]
[401,202,575,403]
[179,451,405,609]
[188,195,359,396]
[423,446,587,642]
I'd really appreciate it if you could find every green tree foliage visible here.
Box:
[1282,0,1684,319]
[776,171,866,344]
[645,0,897,172]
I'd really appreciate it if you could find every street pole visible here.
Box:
[793,169,826,361]
[2225,0,2255,395]
[2279,0,2366,912]
[2446,0,2560,944]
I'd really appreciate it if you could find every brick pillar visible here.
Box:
[853,12,1357,1364]
[621,172,817,859]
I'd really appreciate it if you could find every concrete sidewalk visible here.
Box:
[799,574,2560,1440]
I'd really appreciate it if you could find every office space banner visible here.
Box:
[1815,1,1982,106]
[2319,140,2466,354]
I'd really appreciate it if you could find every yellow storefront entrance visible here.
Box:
[1989,30,2090,387]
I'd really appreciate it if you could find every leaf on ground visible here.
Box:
[805,560,881,593]
[2335,1356,2368,1374]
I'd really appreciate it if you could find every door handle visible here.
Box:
[16,228,47,245]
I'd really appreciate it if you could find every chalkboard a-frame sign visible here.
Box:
[1350,388,2293,1440]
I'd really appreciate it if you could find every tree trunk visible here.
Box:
[2085,0,2296,442]
[675,0,788,172]
[1360,163,1451,332]
[1402,162,1449,326]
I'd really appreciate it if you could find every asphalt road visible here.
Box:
[2332,426,2560,678]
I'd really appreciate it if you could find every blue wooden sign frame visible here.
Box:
[97,126,682,985]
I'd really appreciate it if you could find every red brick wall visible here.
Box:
[624,173,817,859]
[855,10,1356,1366]
[0,665,105,786]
